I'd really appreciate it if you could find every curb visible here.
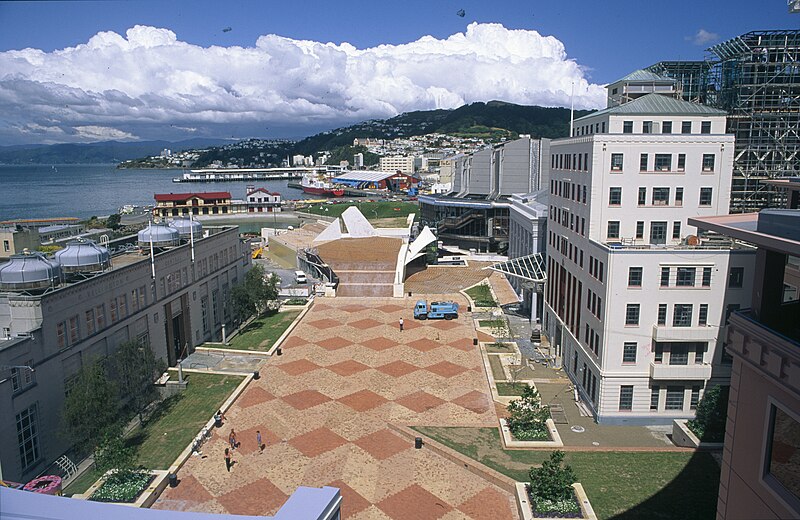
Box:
[266,301,314,355]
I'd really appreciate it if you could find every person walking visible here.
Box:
[224,448,234,472]
[399,317,404,331]
[256,430,263,452]
[229,429,238,450]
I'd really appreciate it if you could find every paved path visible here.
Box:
[154,296,518,520]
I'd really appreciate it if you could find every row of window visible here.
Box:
[550,179,588,204]
[625,302,710,327]
[584,324,601,356]
[611,152,716,173]
[607,186,713,207]
[619,385,703,412]
[573,121,606,136]
[551,152,591,172]
[622,120,712,135]
[607,220,691,244]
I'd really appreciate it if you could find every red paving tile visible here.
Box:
[167,474,214,504]
[282,389,331,410]
[376,304,404,312]
[425,361,469,378]
[430,320,461,330]
[376,360,419,377]
[216,477,288,516]
[233,426,281,454]
[327,480,371,518]
[349,318,384,329]
[325,359,370,376]
[378,484,453,520]
[452,390,492,414]
[360,337,397,351]
[395,391,446,413]
[236,386,275,408]
[280,335,308,348]
[307,318,341,329]
[288,427,348,457]
[449,338,477,351]
[458,487,516,520]
[405,337,441,352]
[340,304,368,312]
[315,336,353,350]
[276,359,320,376]
[354,429,409,460]
[338,389,388,412]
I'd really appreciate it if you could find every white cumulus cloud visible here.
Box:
[0,23,606,144]
[686,29,719,46]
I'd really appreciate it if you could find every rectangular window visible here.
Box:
[729,267,744,288]
[665,386,685,410]
[654,154,672,171]
[672,221,682,240]
[690,387,701,410]
[676,267,696,287]
[95,304,105,330]
[639,153,648,171]
[660,267,670,287]
[611,153,623,171]
[675,187,684,206]
[609,187,622,205]
[766,405,800,505]
[642,121,653,134]
[702,267,712,287]
[681,121,692,134]
[699,304,709,325]
[651,386,660,410]
[655,344,664,363]
[699,187,713,206]
[701,121,711,134]
[582,185,587,204]
[601,122,606,133]
[68,315,79,344]
[650,222,667,244]
[623,121,633,133]
[11,361,34,393]
[677,154,686,171]
[638,187,646,206]
[694,347,705,364]
[702,154,715,172]
[673,304,693,327]
[628,267,643,287]
[607,221,620,239]
[85,309,95,336]
[16,404,40,471]
[619,386,634,411]
[623,342,637,363]
[657,303,668,325]
[635,221,644,239]
[118,295,127,320]
[625,304,640,326]
[662,121,672,134]
[652,187,670,205]
[109,299,118,323]
[56,321,66,349]
[3,240,9,252]
[201,296,209,332]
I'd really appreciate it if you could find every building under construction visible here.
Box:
[647,30,800,213]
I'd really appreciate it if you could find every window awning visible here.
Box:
[485,253,547,283]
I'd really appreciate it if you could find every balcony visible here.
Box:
[650,362,712,380]
[652,324,718,342]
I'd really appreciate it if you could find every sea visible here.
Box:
[0,164,315,222]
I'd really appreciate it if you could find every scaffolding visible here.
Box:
[706,31,800,212]
[646,61,712,104]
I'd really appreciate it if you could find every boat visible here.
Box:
[301,175,345,197]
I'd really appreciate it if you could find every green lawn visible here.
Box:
[412,426,720,520]
[301,201,419,220]
[487,354,506,381]
[64,372,243,496]
[496,382,528,396]
[465,284,497,307]
[478,319,506,329]
[224,310,300,351]
[486,342,515,354]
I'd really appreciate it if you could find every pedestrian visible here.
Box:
[257,430,263,452]
[399,317,404,331]
[229,429,238,450]
[224,448,234,472]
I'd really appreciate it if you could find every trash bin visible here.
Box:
[414,437,423,449]
[473,338,478,346]
[168,473,178,488]
[253,370,260,380]
[276,347,283,356]
[214,415,223,428]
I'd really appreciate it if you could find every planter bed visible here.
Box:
[515,482,597,520]
[672,419,724,449]
[90,472,155,503]
[500,418,563,448]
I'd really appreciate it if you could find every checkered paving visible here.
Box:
[153,296,516,519]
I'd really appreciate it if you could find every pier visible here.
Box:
[173,167,310,183]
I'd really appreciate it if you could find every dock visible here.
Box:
[173,168,309,183]
[286,181,382,198]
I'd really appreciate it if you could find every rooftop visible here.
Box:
[154,192,232,202]
[575,93,727,122]
[332,170,402,182]
[689,210,800,257]
[609,69,676,84]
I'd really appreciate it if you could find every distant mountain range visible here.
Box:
[0,138,231,165]
[1,101,594,165]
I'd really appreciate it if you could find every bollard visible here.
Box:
[415,437,423,449]
[467,305,472,312]
[408,292,412,297]
[276,347,283,356]
[253,370,260,380]
[168,473,178,488]
[473,338,478,346]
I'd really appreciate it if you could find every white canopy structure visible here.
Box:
[485,253,547,286]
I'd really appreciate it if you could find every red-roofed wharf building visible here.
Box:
[153,192,232,218]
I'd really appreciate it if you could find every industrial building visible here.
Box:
[542,93,755,424]
[0,223,249,483]
[331,170,418,191]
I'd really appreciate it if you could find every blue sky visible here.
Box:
[0,0,796,144]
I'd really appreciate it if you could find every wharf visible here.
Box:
[286,181,379,198]
[173,168,307,183]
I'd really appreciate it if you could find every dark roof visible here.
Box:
[154,192,231,202]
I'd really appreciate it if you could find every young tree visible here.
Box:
[105,213,122,230]
[529,450,577,502]
[62,361,121,455]
[114,340,165,423]
[230,264,280,319]
[688,385,730,442]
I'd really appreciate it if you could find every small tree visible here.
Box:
[94,428,136,475]
[62,361,121,455]
[506,386,551,441]
[105,214,122,230]
[230,264,279,319]
[529,450,576,502]
[114,340,165,423]
[688,385,730,442]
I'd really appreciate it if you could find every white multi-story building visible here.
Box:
[379,155,416,175]
[542,93,756,424]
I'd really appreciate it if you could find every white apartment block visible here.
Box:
[542,94,756,424]
[379,155,416,175]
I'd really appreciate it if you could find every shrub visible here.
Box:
[687,385,729,442]
[90,470,152,503]
[507,386,551,441]
[529,451,580,516]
